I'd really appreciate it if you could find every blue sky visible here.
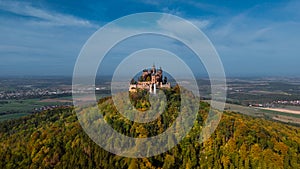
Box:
[0,0,300,76]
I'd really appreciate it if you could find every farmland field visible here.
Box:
[205,100,300,125]
[0,98,70,121]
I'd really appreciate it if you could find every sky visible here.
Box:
[0,0,300,77]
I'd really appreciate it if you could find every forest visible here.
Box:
[0,88,300,168]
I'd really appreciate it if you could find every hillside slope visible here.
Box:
[0,97,300,169]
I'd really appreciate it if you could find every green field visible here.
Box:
[0,99,70,121]
[0,94,110,122]
[0,99,67,113]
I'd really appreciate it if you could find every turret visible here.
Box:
[151,64,156,74]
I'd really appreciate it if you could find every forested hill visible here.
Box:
[1,97,300,168]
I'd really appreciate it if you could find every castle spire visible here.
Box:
[152,63,156,74]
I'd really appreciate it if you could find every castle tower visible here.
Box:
[151,74,156,83]
[151,64,156,74]
[159,66,162,73]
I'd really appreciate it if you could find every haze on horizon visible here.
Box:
[0,0,300,77]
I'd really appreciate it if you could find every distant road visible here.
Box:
[258,107,300,115]
[203,100,300,125]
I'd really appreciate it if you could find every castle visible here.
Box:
[129,65,171,94]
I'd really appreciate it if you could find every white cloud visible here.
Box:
[0,1,98,28]
[161,7,183,16]
[189,19,210,29]
[0,1,99,75]
[199,6,300,76]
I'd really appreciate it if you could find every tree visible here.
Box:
[138,76,143,82]
[131,78,136,84]
[128,159,139,169]
[146,76,151,82]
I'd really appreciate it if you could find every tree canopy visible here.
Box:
[0,89,300,168]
